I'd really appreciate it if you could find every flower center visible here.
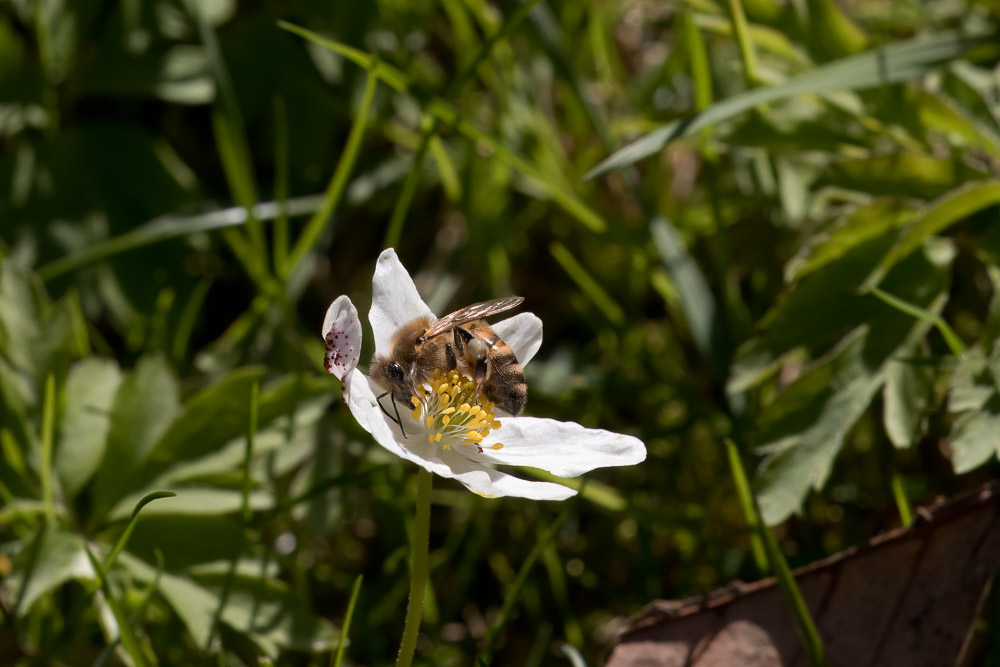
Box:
[410,369,504,452]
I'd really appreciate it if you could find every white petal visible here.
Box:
[472,417,646,477]
[491,312,543,367]
[437,450,576,500]
[368,249,434,357]
[322,296,362,381]
[343,369,575,499]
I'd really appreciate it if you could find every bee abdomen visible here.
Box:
[487,349,527,416]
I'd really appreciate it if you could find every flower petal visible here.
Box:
[322,296,362,381]
[491,312,543,367]
[342,370,575,499]
[472,417,646,477]
[436,450,576,500]
[369,248,435,357]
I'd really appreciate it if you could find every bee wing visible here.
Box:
[420,296,524,341]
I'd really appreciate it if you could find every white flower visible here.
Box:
[322,248,646,500]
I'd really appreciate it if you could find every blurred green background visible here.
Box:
[2,0,1000,664]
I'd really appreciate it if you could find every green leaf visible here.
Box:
[950,392,1000,473]
[585,30,993,179]
[882,342,934,449]
[949,343,1000,413]
[752,241,953,524]
[122,515,246,571]
[120,553,338,655]
[91,355,180,521]
[0,262,72,379]
[863,179,1000,290]
[8,524,93,616]
[56,358,122,498]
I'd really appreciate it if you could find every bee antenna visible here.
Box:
[376,391,408,439]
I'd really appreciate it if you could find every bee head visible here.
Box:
[371,355,422,405]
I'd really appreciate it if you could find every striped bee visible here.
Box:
[370,297,527,434]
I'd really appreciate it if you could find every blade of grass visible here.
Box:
[550,242,624,325]
[273,96,291,271]
[278,22,607,233]
[40,373,56,523]
[241,382,259,523]
[66,289,91,357]
[103,491,176,572]
[332,574,363,667]
[727,440,828,666]
[189,0,266,264]
[585,30,995,179]
[84,544,150,667]
[282,66,378,280]
[725,439,768,572]
[869,287,967,357]
[891,473,914,527]
[171,278,212,363]
[725,0,759,87]
[38,195,323,281]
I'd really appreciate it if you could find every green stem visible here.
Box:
[891,473,913,527]
[40,374,56,522]
[396,467,432,667]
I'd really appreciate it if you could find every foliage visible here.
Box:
[2,0,1000,664]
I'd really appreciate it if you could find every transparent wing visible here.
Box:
[420,296,524,341]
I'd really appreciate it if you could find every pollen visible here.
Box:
[410,368,503,453]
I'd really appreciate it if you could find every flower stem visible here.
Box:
[396,467,432,667]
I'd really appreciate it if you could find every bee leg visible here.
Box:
[453,326,472,356]
[445,342,457,371]
[472,357,488,402]
[376,391,407,439]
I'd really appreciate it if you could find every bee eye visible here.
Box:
[387,361,405,381]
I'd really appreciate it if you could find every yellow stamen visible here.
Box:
[411,396,420,406]
[458,403,470,413]
[465,431,483,443]
[441,407,456,415]
[488,443,504,450]
[442,415,451,425]
[469,405,481,416]
[425,416,434,427]
[491,420,502,429]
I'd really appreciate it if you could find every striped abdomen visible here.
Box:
[468,321,527,416]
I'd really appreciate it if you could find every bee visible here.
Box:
[371,296,528,435]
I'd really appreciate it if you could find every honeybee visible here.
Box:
[371,296,528,435]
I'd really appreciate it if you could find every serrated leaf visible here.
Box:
[56,358,122,498]
[752,242,953,524]
[7,524,94,615]
[91,355,180,521]
[950,392,1000,473]
[883,343,934,449]
[120,553,337,655]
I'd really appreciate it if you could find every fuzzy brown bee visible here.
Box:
[371,297,528,434]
